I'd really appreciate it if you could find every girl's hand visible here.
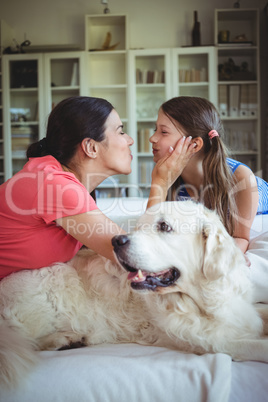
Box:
[147,136,196,209]
[151,136,196,190]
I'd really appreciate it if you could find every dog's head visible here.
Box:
[112,201,246,299]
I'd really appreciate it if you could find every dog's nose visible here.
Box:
[112,235,130,248]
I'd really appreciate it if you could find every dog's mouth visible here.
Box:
[118,258,180,291]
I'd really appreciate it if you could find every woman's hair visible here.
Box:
[161,96,237,235]
[27,96,114,166]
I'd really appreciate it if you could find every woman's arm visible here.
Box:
[147,136,196,210]
[232,164,259,253]
[55,210,125,262]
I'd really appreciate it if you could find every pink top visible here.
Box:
[0,156,98,279]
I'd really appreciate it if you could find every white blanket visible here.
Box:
[0,345,232,402]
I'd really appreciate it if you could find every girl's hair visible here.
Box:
[27,96,114,166]
[161,96,237,235]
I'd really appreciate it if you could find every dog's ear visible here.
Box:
[201,220,235,281]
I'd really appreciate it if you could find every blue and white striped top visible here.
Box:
[226,158,268,215]
[176,158,268,215]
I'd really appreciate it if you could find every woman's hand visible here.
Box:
[147,136,196,209]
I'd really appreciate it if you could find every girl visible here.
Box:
[148,96,268,254]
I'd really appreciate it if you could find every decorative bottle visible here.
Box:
[192,10,201,46]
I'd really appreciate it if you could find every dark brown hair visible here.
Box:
[161,96,237,235]
[27,96,114,166]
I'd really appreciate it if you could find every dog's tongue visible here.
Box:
[127,269,146,282]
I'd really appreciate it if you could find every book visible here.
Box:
[137,128,153,153]
[229,85,240,117]
[218,85,228,117]
[239,84,249,117]
[70,62,79,86]
[248,84,258,117]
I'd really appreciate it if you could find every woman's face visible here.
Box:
[100,109,134,175]
[149,109,185,163]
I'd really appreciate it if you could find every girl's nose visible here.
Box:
[149,133,156,143]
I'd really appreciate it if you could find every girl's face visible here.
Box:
[149,109,185,163]
[100,109,134,175]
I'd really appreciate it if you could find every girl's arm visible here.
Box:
[232,164,259,253]
[147,136,196,210]
[55,210,125,262]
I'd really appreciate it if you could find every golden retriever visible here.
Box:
[0,200,268,387]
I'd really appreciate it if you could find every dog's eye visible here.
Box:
[158,221,172,233]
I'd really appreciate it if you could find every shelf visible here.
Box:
[138,152,153,157]
[10,88,38,92]
[90,84,127,90]
[85,14,127,52]
[221,116,257,121]
[136,83,165,88]
[137,117,156,123]
[215,8,260,171]
[229,151,258,155]
[88,50,126,56]
[215,9,259,47]
[11,121,39,125]
[218,80,257,85]
[217,46,257,52]
[178,82,208,86]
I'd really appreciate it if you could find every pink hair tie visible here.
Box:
[208,130,219,140]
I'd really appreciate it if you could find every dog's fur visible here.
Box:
[1,200,268,387]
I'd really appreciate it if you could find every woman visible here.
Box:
[0,96,134,279]
[147,96,268,254]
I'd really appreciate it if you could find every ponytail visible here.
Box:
[202,138,237,235]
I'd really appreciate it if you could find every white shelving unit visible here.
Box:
[127,46,217,198]
[44,51,88,113]
[1,11,262,194]
[3,51,87,180]
[3,53,45,178]
[215,9,260,172]
[86,14,129,198]
[0,20,14,184]
[128,48,171,197]
[171,46,217,103]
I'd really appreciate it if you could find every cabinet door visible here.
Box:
[3,53,45,179]
[215,8,260,171]
[85,14,129,198]
[128,49,171,197]
[0,20,14,184]
[44,51,87,115]
[87,50,129,198]
[172,46,217,103]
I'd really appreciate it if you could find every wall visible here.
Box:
[0,0,267,177]
[0,0,265,49]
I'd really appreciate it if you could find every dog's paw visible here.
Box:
[58,337,87,350]
[38,332,88,351]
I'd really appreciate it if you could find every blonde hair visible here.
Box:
[161,96,237,235]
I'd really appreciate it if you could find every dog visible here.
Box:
[0,200,268,387]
